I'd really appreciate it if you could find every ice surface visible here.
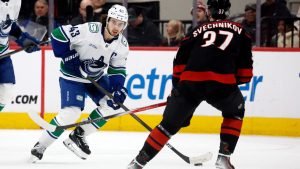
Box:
[0,130,299,169]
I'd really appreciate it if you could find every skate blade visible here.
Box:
[28,155,40,163]
[63,138,89,160]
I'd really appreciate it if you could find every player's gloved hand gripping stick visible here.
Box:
[0,38,50,60]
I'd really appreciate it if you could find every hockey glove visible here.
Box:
[15,32,40,53]
[107,87,128,110]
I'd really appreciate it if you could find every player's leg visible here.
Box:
[0,57,16,112]
[64,75,111,159]
[0,83,14,112]
[30,78,85,162]
[81,75,112,136]
[128,89,200,168]
[207,86,245,169]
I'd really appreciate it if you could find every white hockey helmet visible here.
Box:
[107,4,128,29]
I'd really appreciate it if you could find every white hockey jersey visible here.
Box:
[0,0,21,54]
[51,22,129,84]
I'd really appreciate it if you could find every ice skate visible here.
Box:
[127,158,145,169]
[63,126,91,160]
[215,154,235,169]
[127,151,150,169]
[215,141,235,169]
[29,142,46,163]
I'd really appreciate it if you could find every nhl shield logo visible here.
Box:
[88,23,99,33]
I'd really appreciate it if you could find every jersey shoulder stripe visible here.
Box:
[59,23,94,44]
[51,27,69,43]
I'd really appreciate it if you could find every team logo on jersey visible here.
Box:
[76,95,83,101]
[88,23,99,33]
[80,56,107,78]
[0,14,12,30]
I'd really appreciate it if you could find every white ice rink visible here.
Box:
[0,130,299,169]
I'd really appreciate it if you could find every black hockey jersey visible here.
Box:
[172,20,253,87]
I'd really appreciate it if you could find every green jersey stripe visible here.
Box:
[51,27,69,43]
[108,67,126,77]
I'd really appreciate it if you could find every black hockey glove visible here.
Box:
[107,87,128,110]
[15,32,41,53]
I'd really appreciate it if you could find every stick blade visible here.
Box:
[27,111,56,132]
[190,152,213,165]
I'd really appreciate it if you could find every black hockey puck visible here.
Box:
[194,163,202,166]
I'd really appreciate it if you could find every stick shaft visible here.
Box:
[86,77,193,163]
[56,102,167,130]
[0,39,50,60]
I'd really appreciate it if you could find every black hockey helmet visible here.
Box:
[207,0,231,19]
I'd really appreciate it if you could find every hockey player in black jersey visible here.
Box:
[127,0,253,169]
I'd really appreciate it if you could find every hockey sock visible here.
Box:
[46,106,82,138]
[220,118,243,154]
[83,108,107,134]
[47,117,65,139]
[80,122,98,136]
[141,125,170,161]
[38,130,57,147]
[79,108,107,136]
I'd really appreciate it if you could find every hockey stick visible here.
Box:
[85,76,213,165]
[0,39,50,60]
[27,101,167,132]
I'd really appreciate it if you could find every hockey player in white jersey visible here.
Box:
[30,4,129,162]
[0,0,40,112]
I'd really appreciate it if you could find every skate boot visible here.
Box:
[127,151,150,169]
[215,154,235,169]
[29,142,46,163]
[63,126,91,160]
[127,158,145,169]
[215,141,235,169]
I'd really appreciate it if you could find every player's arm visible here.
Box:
[9,22,22,39]
[236,31,253,85]
[9,22,40,53]
[106,40,129,110]
[108,41,128,91]
[50,25,76,58]
[172,35,193,88]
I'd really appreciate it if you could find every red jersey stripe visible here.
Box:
[173,65,186,73]
[180,71,236,84]
[237,68,253,77]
